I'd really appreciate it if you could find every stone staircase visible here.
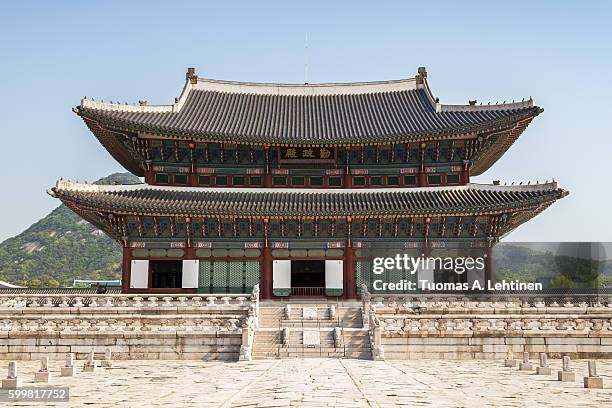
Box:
[252,302,371,360]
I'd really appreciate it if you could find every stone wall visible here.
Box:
[0,294,252,361]
[367,295,612,360]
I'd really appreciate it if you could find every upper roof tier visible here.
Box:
[75,67,541,145]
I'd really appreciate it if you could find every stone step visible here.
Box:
[252,350,372,359]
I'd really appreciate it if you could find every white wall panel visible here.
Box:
[273,260,291,288]
[130,260,149,289]
[182,260,199,288]
[325,260,343,289]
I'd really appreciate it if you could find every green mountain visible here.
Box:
[494,243,612,288]
[0,173,141,287]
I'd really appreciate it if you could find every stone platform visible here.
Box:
[0,359,609,407]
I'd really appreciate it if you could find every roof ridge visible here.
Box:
[193,77,420,96]
[49,180,562,195]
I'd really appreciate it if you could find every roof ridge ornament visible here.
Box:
[415,66,427,85]
[186,67,198,84]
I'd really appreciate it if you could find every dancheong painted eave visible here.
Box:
[49,180,567,221]
[74,67,542,147]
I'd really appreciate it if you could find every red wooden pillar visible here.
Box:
[485,244,494,286]
[145,160,153,185]
[421,217,431,292]
[423,217,431,257]
[417,172,427,187]
[184,217,194,258]
[417,142,427,187]
[121,244,131,293]
[343,216,356,299]
[343,147,352,188]
[188,143,197,187]
[264,146,272,188]
[344,246,356,299]
[264,174,272,188]
[260,218,273,299]
[261,247,273,299]
[460,160,470,185]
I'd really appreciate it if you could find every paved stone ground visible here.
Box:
[0,359,610,407]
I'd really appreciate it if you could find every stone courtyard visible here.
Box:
[1,358,610,407]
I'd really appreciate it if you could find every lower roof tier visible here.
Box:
[50,181,566,220]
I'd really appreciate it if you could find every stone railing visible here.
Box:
[370,294,612,315]
[250,284,260,327]
[333,327,343,348]
[0,293,250,313]
[0,292,252,361]
[369,313,384,361]
[0,292,252,336]
[239,285,260,361]
[366,294,612,360]
[360,285,371,330]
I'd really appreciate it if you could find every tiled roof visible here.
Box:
[50,181,567,218]
[76,74,540,144]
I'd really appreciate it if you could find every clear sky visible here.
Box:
[0,1,610,242]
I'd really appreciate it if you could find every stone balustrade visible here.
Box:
[365,294,612,360]
[369,294,612,315]
[0,293,250,311]
[0,292,255,361]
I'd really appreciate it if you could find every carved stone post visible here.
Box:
[558,356,576,382]
[584,361,603,388]
[35,356,51,382]
[61,353,76,377]
[2,361,21,389]
[536,353,552,375]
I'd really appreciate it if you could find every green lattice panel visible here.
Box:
[212,262,228,294]
[356,261,372,293]
[228,262,244,293]
[198,261,213,293]
[388,267,403,294]
[244,261,260,290]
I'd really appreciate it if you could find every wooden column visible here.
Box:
[417,142,427,187]
[460,160,470,185]
[423,217,431,257]
[344,247,356,299]
[144,160,153,184]
[421,217,431,292]
[263,146,272,188]
[261,247,272,299]
[184,217,195,259]
[260,218,273,299]
[188,143,197,187]
[343,147,352,188]
[121,244,131,293]
[485,242,494,286]
[343,216,356,299]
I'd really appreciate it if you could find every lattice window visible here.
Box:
[245,261,260,289]
[356,261,372,293]
[212,262,227,293]
[198,261,213,293]
[228,262,244,293]
[387,266,404,294]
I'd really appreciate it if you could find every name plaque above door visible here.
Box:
[278,147,336,163]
